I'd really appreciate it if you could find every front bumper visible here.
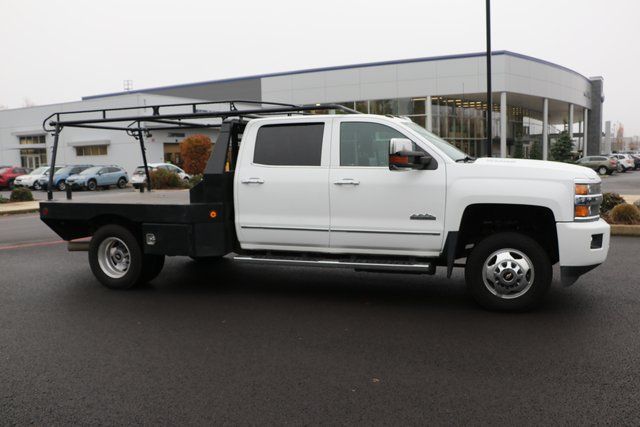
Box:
[556,218,610,286]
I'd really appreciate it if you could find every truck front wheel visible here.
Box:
[89,225,144,289]
[465,232,552,311]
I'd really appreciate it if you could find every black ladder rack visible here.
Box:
[41,100,358,201]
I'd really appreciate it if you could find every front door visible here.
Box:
[329,119,446,257]
[235,119,332,251]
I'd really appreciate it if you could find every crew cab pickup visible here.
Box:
[40,102,610,311]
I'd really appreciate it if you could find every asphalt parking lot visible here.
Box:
[1,214,639,424]
[601,169,640,195]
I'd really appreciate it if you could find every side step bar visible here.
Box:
[68,240,90,252]
[233,255,435,274]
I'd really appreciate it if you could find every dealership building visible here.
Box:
[0,50,604,173]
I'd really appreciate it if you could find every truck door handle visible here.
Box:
[333,178,360,186]
[241,177,264,184]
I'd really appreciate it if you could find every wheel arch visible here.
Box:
[447,203,559,274]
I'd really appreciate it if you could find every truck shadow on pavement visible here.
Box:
[127,257,585,314]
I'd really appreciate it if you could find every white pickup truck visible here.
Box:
[40,101,610,311]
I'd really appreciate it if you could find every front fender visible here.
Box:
[445,177,572,232]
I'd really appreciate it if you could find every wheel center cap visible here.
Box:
[500,268,517,285]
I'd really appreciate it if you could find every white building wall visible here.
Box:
[0,93,218,175]
[260,52,592,110]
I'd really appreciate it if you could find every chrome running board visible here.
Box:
[232,254,435,274]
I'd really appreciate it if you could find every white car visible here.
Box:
[13,166,62,190]
[610,154,634,172]
[130,163,191,189]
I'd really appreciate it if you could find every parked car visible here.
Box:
[38,165,93,191]
[610,154,634,172]
[0,166,32,189]
[131,163,191,189]
[629,154,640,170]
[575,156,617,175]
[66,165,129,191]
[14,166,63,190]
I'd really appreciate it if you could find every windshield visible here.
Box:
[80,167,102,175]
[30,167,48,175]
[403,121,469,161]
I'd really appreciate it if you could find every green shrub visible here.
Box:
[10,187,34,202]
[0,195,8,204]
[601,192,625,213]
[609,203,640,225]
[149,168,188,189]
[188,174,203,188]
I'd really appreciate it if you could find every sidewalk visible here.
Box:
[0,201,40,215]
[622,195,640,205]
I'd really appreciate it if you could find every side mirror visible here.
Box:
[389,138,432,170]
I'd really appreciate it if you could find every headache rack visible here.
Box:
[42,100,358,201]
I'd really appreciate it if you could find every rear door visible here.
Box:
[328,118,446,256]
[235,118,332,251]
[105,167,120,185]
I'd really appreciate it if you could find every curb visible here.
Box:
[0,201,40,216]
[0,207,39,216]
[610,224,640,237]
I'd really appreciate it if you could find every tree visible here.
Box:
[550,131,573,163]
[180,134,213,175]
[513,139,524,159]
[529,140,542,160]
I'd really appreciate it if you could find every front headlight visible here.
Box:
[574,182,602,221]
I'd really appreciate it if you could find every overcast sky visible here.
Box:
[1,0,638,134]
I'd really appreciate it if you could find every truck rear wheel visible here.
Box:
[89,225,144,289]
[465,232,551,311]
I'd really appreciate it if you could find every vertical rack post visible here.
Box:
[47,122,61,201]
[485,0,493,157]
[137,128,152,192]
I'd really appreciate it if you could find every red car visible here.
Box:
[0,166,32,189]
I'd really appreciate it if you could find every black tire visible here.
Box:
[7,179,14,190]
[117,177,127,189]
[140,255,165,283]
[57,180,66,191]
[87,180,97,191]
[465,232,552,311]
[89,225,143,290]
[598,166,608,175]
[33,181,41,190]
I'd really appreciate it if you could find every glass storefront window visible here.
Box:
[369,99,397,115]
[19,135,46,145]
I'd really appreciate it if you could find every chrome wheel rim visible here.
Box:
[97,237,131,279]
[482,248,534,299]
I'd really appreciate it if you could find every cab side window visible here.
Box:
[254,123,324,166]
[340,122,406,167]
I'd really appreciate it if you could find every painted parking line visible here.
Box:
[0,240,65,251]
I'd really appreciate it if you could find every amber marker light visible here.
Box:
[575,184,589,196]
[209,210,217,219]
[575,205,589,218]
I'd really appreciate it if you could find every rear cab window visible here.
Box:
[253,123,325,166]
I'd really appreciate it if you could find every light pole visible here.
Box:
[485,0,492,157]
